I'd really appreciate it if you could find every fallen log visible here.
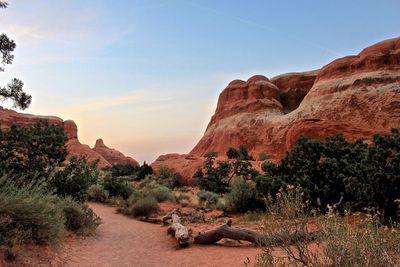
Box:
[167,213,191,247]
[139,216,162,224]
[162,208,181,225]
[194,220,318,246]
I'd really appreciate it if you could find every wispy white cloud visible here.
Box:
[58,91,173,114]
[0,1,133,66]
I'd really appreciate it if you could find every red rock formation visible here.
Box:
[151,154,204,184]
[0,107,139,168]
[93,139,139,167]
[271,70,318,113]
[153,37,400,180]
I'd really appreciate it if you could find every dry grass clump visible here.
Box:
[249,186,400,267]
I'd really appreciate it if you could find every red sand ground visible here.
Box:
[61,202,262,267]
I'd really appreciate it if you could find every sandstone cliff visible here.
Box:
[152,37,400,180]
[93,139,139,167]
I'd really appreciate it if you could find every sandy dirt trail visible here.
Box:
[62,202,261,267]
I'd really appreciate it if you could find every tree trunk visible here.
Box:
[194,220,317,246]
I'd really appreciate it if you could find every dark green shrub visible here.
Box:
[227,147,240,159]
[170,173,186,188]
[52,156,99,202]
[226,177,264,213]
[227,145,254,160]
[238,144,254,160]
[102,163,139,177]
[195,152,259,194]
[103,175,134,199]
[130,196,159,217]
[87,184,109,203]
[0,177,66,247]
[197,190,219,206]
[59,197,102,236]
[148,185,174,202]
[137,162,153,180]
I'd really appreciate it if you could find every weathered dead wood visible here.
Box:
[194,220,318,246]
[167,213,191,247]
[162,208,181,225]
[138,216,162,224]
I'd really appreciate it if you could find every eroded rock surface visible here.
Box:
[93,139,139,167]
[153,37,400,180]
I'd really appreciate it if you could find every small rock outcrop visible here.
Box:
[93,139,139,167]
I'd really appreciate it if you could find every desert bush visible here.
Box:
[251,186,400,267]
[253,216,400,267]
[156,166,186,188]
[126,190,143,206]
[87,184,109,203]
[52,156,99,202]
[216,197,228,212]
[256,130,400,222]
[174,192,193,207]
[147,185,174,202]
[109,196,124,207]
[243,210,265,222]
[226,177,264,213]
[130,196,159,217]
[175,192,190,202]
[0,177,66,248]
[103,174,134,199]
[59,197,101,236]
[258,152,268,161]
[197,190,219,207]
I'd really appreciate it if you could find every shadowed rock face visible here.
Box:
[93,139,139,167]
[271,70,318,113]
[0,107,139,168]
[153,37,400,181]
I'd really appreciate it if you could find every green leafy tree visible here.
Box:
[0,121,68,180]
[0,2,31,110]
[195,150,259,194]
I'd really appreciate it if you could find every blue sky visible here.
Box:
[0,0,399,162]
